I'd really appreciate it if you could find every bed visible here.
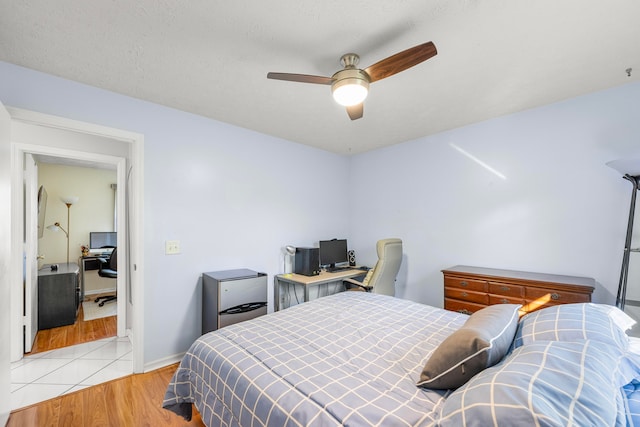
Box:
[163,291,640,426]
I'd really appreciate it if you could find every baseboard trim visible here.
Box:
[144,352,185,373]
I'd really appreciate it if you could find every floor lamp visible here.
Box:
[607,159,640,310]
[47,196,79,265]
[616,175,639,310]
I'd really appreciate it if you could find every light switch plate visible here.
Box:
[165,240,181,255]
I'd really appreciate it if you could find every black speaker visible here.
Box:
[348,250,356,266]
[294,247,320,276]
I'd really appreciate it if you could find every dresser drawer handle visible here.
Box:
[550,293,560,300]
[458,309,472,315]
[461,292,468,297]
[501,298,509,304]
[500,286,510,291]
[460,281,468,287]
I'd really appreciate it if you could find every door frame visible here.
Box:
[8,107,145,373]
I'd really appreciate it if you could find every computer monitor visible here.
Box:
[89,232,117,251]
[319,239,348,268]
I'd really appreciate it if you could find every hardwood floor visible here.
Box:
[7,364,205,426]
[11,300,205,426]
[29,303,117,355]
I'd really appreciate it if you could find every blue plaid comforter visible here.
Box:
[163,292,465,426]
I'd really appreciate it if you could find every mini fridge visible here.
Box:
[202,269,268,334]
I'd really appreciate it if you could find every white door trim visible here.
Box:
[23,153,38,353]
[8,108,144,373]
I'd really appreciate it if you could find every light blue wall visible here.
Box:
[347,81,640,307]
[3,59,639,367]
[0,61,350,365]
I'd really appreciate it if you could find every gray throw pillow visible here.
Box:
[417,304,521,390]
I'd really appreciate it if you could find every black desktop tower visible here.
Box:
[294,247,320,276]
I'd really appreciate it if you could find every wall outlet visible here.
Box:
[165,240,181,255]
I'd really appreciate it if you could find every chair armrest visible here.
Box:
[343,277,372,291]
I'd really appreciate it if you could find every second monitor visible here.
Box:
[319,239,348,269]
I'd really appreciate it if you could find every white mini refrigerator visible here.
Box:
[202,269,268,334]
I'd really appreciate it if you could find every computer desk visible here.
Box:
[274,268,367,311]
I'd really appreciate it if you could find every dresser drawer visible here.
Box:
[445,287,489,305]
[444,276,487,293]
[444,298,485,315]
[525,287,591,305]
[489,294,525,306]
[488,282,524,298]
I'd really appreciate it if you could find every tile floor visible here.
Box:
[10,336,132,410]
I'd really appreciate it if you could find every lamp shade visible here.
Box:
[283,245,296,274]
[46,222,68,236]
[61,196,79,205]
[606,159,640,177]
[332,82,368,106]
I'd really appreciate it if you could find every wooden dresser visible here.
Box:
[443,265,595,315]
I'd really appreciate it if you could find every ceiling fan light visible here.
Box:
[331,67,369,107]
[332,79,369,107]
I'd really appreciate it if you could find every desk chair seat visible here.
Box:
[344,238,403,296]
[95,247,117,307]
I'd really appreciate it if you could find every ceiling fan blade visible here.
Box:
[364,41,437,83]
[267,72,333,85]
[347,103,363,120]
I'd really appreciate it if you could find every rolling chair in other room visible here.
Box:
[344,238,403,296]
[95,247,117,307]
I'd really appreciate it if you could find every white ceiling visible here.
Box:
[1,0,638,155]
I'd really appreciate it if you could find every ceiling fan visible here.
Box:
[267,41,437,120]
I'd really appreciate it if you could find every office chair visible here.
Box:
[344,238,403,296]
[95,247,117,307]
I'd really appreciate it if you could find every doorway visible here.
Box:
[8,107,144,378]
[30,159,118,353]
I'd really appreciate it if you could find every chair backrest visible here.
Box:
[366,238,403,296]
[108,247,118,271]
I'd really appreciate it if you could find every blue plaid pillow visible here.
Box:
[623,379,640,426]
[513,303,631,349]
[437,340,637,427]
